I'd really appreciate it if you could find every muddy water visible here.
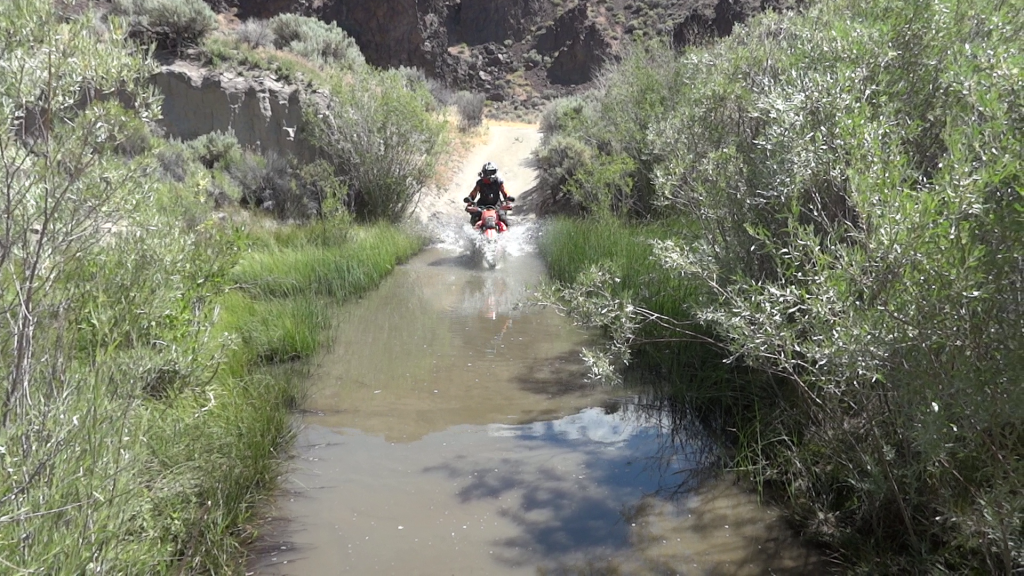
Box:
[253,244,822,575]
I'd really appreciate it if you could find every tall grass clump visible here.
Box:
[0,2,424,572]
[539,217,734,391]
[539,0,1024,571]
[229,222,423,300]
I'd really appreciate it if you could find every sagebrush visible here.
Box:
[539,0,1024,571]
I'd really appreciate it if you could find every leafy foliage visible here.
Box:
[111,0,218,54]
[305,70,447,222]
[268,13,364,69]
[534,48,687,218]
[540,0,1024,571]
[0,2,424,572]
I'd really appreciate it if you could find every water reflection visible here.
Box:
[425,399,723,569]
[253,248,824,575]
[255,395,822,575]
[299,247,610,441]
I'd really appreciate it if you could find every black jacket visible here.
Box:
[470,176,507,206]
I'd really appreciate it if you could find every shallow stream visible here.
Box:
[252,230,821,575]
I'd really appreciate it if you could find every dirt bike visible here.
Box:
[464,199,513,268]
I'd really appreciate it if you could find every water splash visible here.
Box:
[422,211,540,265]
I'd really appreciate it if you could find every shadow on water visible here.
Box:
[511,348,593,398]
[420,397,711,567]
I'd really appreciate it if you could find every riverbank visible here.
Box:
[0,208,422,573]
[534,0,1024,569]
[0,3,448,571]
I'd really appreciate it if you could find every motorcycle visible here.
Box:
[464,199,513,269]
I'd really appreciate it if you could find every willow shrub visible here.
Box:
[540,0,1024,571]
[305,69,447,222]
[0,2,423,572]
[534,47,688,218]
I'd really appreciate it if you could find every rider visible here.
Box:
[464,162,514,228]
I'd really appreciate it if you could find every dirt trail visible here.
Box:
[415,122,544,226]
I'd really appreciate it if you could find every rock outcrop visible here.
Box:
[317,0,449,73]
[672,0,784,47]
[445,0,542,46]
[206,0,788,111]
[153,62,314,160]
[535,2,611,85]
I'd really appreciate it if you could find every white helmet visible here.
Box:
[481,162,498,178]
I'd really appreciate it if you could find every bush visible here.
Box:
[453,91,485,130]
[305,69,446,222]
[106,113,157,158]
[235,18,276,49]
[156,140,198,183]
[397,65,428,89]
[534,133,592,205]
[187,130,241,169]
[231,151,315,220]
[534,48,684,217]
[268,14,364,68]
[294,159,347,218]
[539,95,590,137]
[425,77,456,107]
[111,0,218,54]
[206,170,240,208]
[0,3,423,572]
[541,0,1024,571]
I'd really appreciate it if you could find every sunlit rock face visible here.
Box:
[316,0,448,73]
[534,2,612,85]
[153,61,316,161]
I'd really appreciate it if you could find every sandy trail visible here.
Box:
[414,122,544,227]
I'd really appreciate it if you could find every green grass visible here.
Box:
[540,215,775,400]
[540,216,700,322]
[0,216,422,574]
[230,223,423,299]
[217,222,422,370]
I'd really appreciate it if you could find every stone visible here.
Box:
[153,62,315,161]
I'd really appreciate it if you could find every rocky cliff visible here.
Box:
[154,62,315,160]
[201,0,787,114]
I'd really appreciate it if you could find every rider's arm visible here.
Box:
[467,184,480,202]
